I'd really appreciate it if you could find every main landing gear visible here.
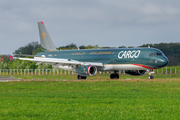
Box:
[77,75,87,80]
[110,71,119,79]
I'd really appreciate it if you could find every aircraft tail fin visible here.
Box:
[38,21,57,52]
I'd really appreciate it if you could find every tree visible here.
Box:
[79,45,85,49]
[128,46,135,48]
[85,45,93,49]
[0,55,9,62]
[58,43,78,50]
[66,43,77,49]
[118,46,126,48]
[93,44,99,49]
[13,41,41,55]
[33,48,42,55]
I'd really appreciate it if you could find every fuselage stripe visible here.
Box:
[132,64,153,69]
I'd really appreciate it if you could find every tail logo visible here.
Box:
[41,32,46,39]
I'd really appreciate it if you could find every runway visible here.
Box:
[0,77,180,82]
[0,77,20,82]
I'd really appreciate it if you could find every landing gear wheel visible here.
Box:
[115,74,119,79]
[77,75,81,80]
[110,74,115,79]
[77,75,87,80]
[81,76,87,79]
[148,75,154,79]
[110,73,119,79]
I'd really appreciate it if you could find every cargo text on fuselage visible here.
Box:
[118,50,140,59]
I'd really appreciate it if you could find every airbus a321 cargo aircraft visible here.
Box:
[19,22,169,79]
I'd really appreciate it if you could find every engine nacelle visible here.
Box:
[76,65,97,76]
[125,70,146,76]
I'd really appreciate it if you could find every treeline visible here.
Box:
[13,42,128,55]
[10,41,180,67]
[58,43,101,50]
[13,42,41,55]
[0,59,52,69]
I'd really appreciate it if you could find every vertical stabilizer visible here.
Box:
[38,21,57,52]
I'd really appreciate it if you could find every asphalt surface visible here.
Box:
[0,77,20,82]
[0,77,180,82]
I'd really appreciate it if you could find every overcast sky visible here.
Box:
[0,0,180,54]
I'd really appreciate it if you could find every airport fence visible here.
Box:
[0,67,179,75]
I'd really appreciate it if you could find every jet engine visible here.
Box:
[125,70,146,76]
[76,65,97,76]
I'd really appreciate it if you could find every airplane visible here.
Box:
[19,21,169,79]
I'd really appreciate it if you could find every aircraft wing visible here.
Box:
[19,57,104,67]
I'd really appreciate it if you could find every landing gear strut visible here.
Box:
[110,71,119,79]
[77,75,87,80]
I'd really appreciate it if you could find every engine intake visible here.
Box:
[76,65,97,76]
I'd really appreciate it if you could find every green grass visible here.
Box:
[0,80,180,119]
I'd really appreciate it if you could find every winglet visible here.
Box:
[9,55,13,61]
[41,21,44,25]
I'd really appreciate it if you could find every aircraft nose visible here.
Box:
[159,57,169,67]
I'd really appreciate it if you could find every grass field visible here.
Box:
[0,75,180,119]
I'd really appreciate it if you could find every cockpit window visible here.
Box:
[156,53,163,56]
[149,53,163,57]
[149,53,156,57]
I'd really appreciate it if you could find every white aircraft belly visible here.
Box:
[102,64,148,71]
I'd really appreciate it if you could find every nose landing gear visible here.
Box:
[147,69,154,79]
[148,75,154,79]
